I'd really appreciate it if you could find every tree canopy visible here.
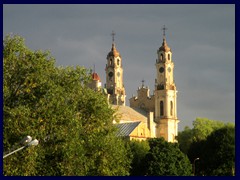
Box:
[128,139,150,176]
[194,126,235,176]
[177,117,235,154]
[178,118,235,176]
[3,34,131,176]
[142,138,192,176]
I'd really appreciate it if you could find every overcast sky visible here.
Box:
[3,4,235,131]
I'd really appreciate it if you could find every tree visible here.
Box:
[128,140,150,176]
[192,117,227,141]
[187,140,205,176]
[177,118,235,154]
[176,126,193,154]
[201,126,235,176]
[187,126,235,176]
[3,34,131,176]
[142,138,192,176]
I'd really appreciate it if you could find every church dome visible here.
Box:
[107,43,120,58]
[92,72,101,81]
[159,37,171,52]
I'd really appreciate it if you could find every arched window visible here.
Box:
[117,59,120,66]
[170,101,173,116]
[160,101,164,116]
[110,59,113,65]
[161,54,163,61]
[168,54,170,60]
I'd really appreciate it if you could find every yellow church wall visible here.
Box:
[129,122,152,140]
[129,86,155,113]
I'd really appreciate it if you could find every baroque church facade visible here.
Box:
[89,29,179,142]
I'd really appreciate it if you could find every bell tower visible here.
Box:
[154,26,179,142]
[105,31,126,106]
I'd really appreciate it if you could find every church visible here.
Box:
[89,28,179,142]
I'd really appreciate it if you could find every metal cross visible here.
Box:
[111,30,115,43]
[162,25,168,37]
[141,79,145,87]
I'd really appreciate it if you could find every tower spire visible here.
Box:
[106,30,125,106]
[161,25,168,38]
[111,30,115,43]
[159,25,170,51]
[141,79,145,87]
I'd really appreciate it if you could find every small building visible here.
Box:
[88,72,102,91]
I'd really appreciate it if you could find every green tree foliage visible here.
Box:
[188,126,235,176]
[177,118,235,176]
[3,34,131,176]
[176,126,193,154]
[177,118,235,154]
[193,117,227,141]
[142,138,192,176]
[128,140,150,176]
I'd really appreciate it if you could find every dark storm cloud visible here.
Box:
[3,4,235,130]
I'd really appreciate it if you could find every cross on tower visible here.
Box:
[111,30,116,43]
[141,79,145,87]
[162,25,168,37]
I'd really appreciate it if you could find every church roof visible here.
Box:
[159,37,171,52]
[112,105,148,123]
[115,121,141,137]
[107,43,121,58]
[92,72,101,81]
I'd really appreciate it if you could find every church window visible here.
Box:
[168,54,170,60]
[107,88,113,95]
[157,84,164,90]
[170,101,173,116]
[110,59,113,65]
[160,101,164,116]
[160,54,163,61]
[117,59,120,66]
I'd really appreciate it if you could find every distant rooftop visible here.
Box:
[92,72,101,81]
